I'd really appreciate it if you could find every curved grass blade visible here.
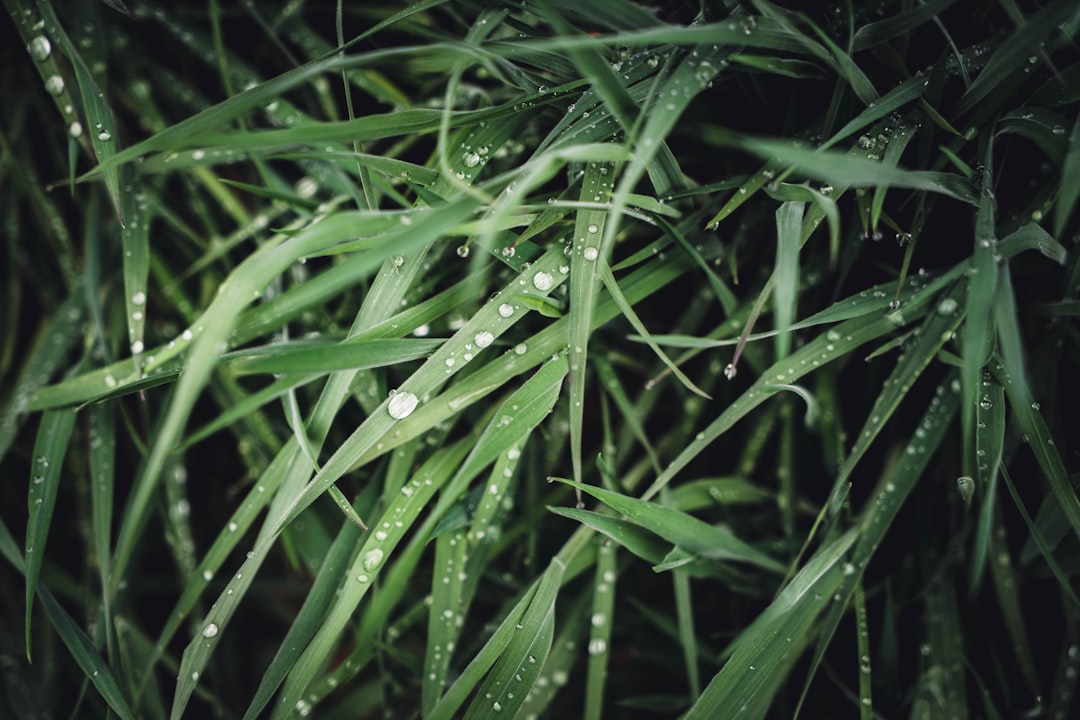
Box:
[553,478,784,574]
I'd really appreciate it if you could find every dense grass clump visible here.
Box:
[2,1,1079,718]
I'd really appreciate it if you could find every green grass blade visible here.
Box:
[994,267,1080,543]
[568,161,615,488]
[953,1,1080,117]
[24,407,77,661]
[584,538,617,719]
[683,528,859,720]
[773,201,804,360]
[553,479,785,574]
[1,517,136,720]
[1055,112,1080,235]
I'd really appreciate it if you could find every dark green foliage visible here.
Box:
[2,1,1078,718]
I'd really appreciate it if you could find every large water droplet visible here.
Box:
[362,548,384,571]
[532,271,554,291]
[498,303,514,318]
[456,245,470,258]
[463,151,480,167]
[202,622,219,638]
[937,298,958,315]
[45,75,65,96]
[387,391,418,419]
[28,36,51,62]
[97,130,112,142]
[583,247,599,261]
[475,331,494,348]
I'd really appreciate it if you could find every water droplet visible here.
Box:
[502,245,516,258]
[514,344,527,355]
[362,548,384,571]
[498,303,514,318]
[28,36,51,62]
[202,622,219,638]
[724,363,737,380]
[456,245,470,258]
[45,74,64,95]
[587,224,599,234]
[583,247,599,261]
[131,340,144,354]
[493,701,503,712]
[532,272,554,291]
[464,151,480,167]
[475,331,494,348]
[97,130,112,142]
[131,291,146,306]
[69,121,82,138]
[104,374,117,388]
[588,639,607,655]
[979,396,993,410]
[388,391,418,419]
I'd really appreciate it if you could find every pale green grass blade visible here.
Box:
[683,528,859,720]
[773,201,804,360]
[553,479,784,574]
[225,337,444,375]
[869,124,917,231]
[584,538,617,719]
[35,0,122,217]
[568,161,617,488]
[24,407,76,661]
